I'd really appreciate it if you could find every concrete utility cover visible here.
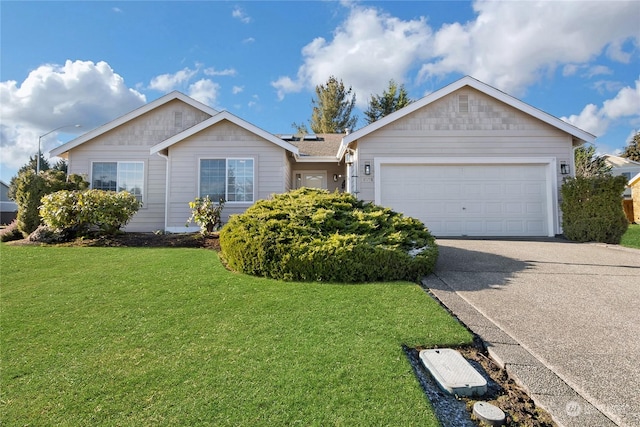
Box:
[419,348,487,396]
[473,401,506,426]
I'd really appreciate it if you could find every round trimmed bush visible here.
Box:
[219,188,438,283]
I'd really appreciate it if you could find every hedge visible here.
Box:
[561,175,628,243]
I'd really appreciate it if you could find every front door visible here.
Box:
[294,171,327,189]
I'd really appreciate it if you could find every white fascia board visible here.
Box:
[342,76,596,147]
[150,111,299,155]
[50,91,219,157]
[293,156,340,163]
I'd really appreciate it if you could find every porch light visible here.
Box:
[345,152,354,165]
[364,162,371,175]
[560,161,569,175]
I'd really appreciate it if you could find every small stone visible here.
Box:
[473,401,506,426]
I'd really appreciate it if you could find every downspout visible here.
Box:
[156,151,170,232]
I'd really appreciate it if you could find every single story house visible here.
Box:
[51,76,595,237]
[1,180,18,225]
[603,154,640,198]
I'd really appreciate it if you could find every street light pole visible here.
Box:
[37,124,81,174]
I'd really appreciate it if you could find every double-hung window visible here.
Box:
[92,162,144,203]
[200,158,254,202]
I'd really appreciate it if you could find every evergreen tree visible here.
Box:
[621,131,640,162]
[574,145,612,178]
[309,76,358,134]
[364,79,412,124]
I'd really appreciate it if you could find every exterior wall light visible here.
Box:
[364,162,371,175]
[560,161,569,175]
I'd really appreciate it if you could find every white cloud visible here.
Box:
[562,79,640,137]
[419,0,639,95]
[232,6,251,24]
[188,79,220,106]
[232,85,244,94]
[149,67,198,91]
[271,5,432,106]
[112,7,123,13]
[204,67,237,77]
[0,60,145,173]
[243,37,255,44]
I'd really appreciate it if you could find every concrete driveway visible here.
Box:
[423,239,640,427]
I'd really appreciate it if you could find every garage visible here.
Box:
[378,163,552,237]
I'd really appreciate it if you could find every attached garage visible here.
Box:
[376,159,555,237]
[340,77,597,238]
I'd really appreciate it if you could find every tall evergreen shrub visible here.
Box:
[12,170,88,236]
[561,175,628,243]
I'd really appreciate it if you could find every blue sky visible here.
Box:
[1,0,639,184]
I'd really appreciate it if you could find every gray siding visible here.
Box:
[66,100,211,232]
[166,120,289,230]
[354,88,573,205]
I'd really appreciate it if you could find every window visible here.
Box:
[92,162,144,202]
[200,158,254,202]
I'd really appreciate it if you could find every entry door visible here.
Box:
[294,171,327,189]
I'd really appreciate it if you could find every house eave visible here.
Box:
[50,91,219,157]
[342,75,597,148]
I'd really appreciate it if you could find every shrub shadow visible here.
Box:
[426,243,534,292]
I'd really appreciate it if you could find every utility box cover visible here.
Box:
[419,348,487,396]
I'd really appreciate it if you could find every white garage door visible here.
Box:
[379,164,549,237]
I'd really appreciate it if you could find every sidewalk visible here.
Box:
[423,239,640,427]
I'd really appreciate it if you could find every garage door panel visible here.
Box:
[380,164,549,237]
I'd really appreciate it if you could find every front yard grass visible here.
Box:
[1,245,472,426]
[621,223,640,249]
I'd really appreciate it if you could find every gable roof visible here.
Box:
[279,134,343,162]
[50,91,219,157]
[150,110,299,155]
[339,75,596,157]
[603,154,640,168]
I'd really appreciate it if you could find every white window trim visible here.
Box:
[198,157,255,204]
[90,160,146,206]
[372,157,558,237]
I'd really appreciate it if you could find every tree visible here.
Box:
[309,76,358,134]
[621,131,640,162]
[364,79,412,124]
[574,145,611,178]
[12,169,88,236]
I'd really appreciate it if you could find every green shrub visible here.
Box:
[185,196,225,234]
[561,175,628,243]
[12,169,88,235]
[219,188,438,283]
[40,189,141,236]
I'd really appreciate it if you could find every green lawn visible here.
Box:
[621,223,640,249]
[1,245,471,426]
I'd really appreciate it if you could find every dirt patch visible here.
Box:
[406,340,555,427]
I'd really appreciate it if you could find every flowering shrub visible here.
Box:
[40,189,141,236]
[186,196,225,234]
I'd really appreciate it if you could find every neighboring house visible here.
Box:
[51,76,595,237]
[1,180,18,225]
[630,173,640,223]
[603,154,640,198]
